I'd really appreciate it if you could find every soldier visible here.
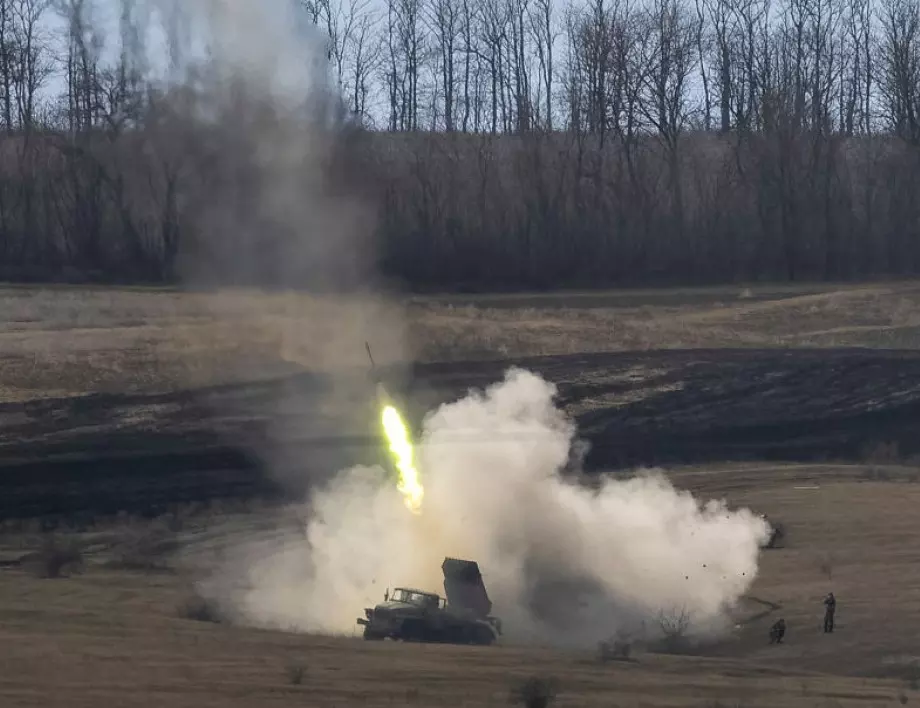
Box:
[769,618,786,644]
[823,592,836,633]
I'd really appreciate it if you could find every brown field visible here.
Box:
[2,279,920,400]
[3,280,920,706]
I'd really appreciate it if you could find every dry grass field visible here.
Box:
[3,280,920,707]
[2,463,920,707]
[2,280,920,400]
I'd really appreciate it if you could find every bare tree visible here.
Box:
[383,0,425,130]
[639,0,699,238]
[656,606,692,653]
[839,0,872,134]
[310,0,381,122]
[877,0,920,143]
[640,0,699,145]
[349,5,381,120]
[427,0,459,130]
[507,0,533,132]
[10,0,52,130]
[478,0,509,132]
[700,0,733,131]
[574,0,616,137]
[693,0,712,130]
[54,0,104,133]
[528,0,555,129]
[0,0,14,130]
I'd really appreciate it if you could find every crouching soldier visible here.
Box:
[769,618,786,644]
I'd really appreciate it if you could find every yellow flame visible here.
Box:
[381,404,424,514]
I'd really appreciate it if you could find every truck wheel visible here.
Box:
[400,620,427,642]
[473,625,495,646]
[363,626,384,640]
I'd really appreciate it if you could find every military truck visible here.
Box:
[357,557,502,645]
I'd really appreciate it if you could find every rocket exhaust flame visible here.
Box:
[381,404,424,514]
[366,341,423,513]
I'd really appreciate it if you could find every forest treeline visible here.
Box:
[0,0,919,289]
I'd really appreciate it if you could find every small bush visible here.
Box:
[861,466,892,482]
[178,593,224,623]
[862,440,900,464]
[654,607,693,654]
[286,663,306,685]
[817,552,837,580]
[107,527,178,572]
[598,632,634,662]
[510,675,559,708]
[907,664,920,691]
[30,535,84,578]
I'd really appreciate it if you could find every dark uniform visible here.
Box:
[769,618,786,644]
[823,592,836,633]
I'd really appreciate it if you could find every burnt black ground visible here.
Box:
[3,347,920,521]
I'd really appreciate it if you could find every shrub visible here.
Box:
[598,635,633,662]
[107,526,178,572]
[510,675,559,708]
[654,606,693,654]
[30,535,84,578]
[178,593,224,623]
[286,663,306,685]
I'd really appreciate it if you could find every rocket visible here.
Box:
[365,341,377,378]
[366,341,391,406]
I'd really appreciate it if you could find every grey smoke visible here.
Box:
[138,0,406,493]
[144,0,375,289]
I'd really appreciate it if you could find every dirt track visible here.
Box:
[2,347,920,520]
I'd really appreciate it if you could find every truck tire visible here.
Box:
[473,624,496,646]
[400,619,427,642]
[363,626,384,640]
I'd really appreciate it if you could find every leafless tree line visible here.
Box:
[0,0,919,288]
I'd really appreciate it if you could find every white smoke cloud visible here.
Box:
[198,367,770,647]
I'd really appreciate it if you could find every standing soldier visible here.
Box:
[823,592,836,633]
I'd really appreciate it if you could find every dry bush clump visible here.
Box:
[27,535,85,578]
[105,523,179,573]
[178,592,225,624]
[653,607,693,655]
[817,552,838,580]
[286,663,306,685]
[597,631,636,663]
[862,440,901,464]
[510,675,559,708]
